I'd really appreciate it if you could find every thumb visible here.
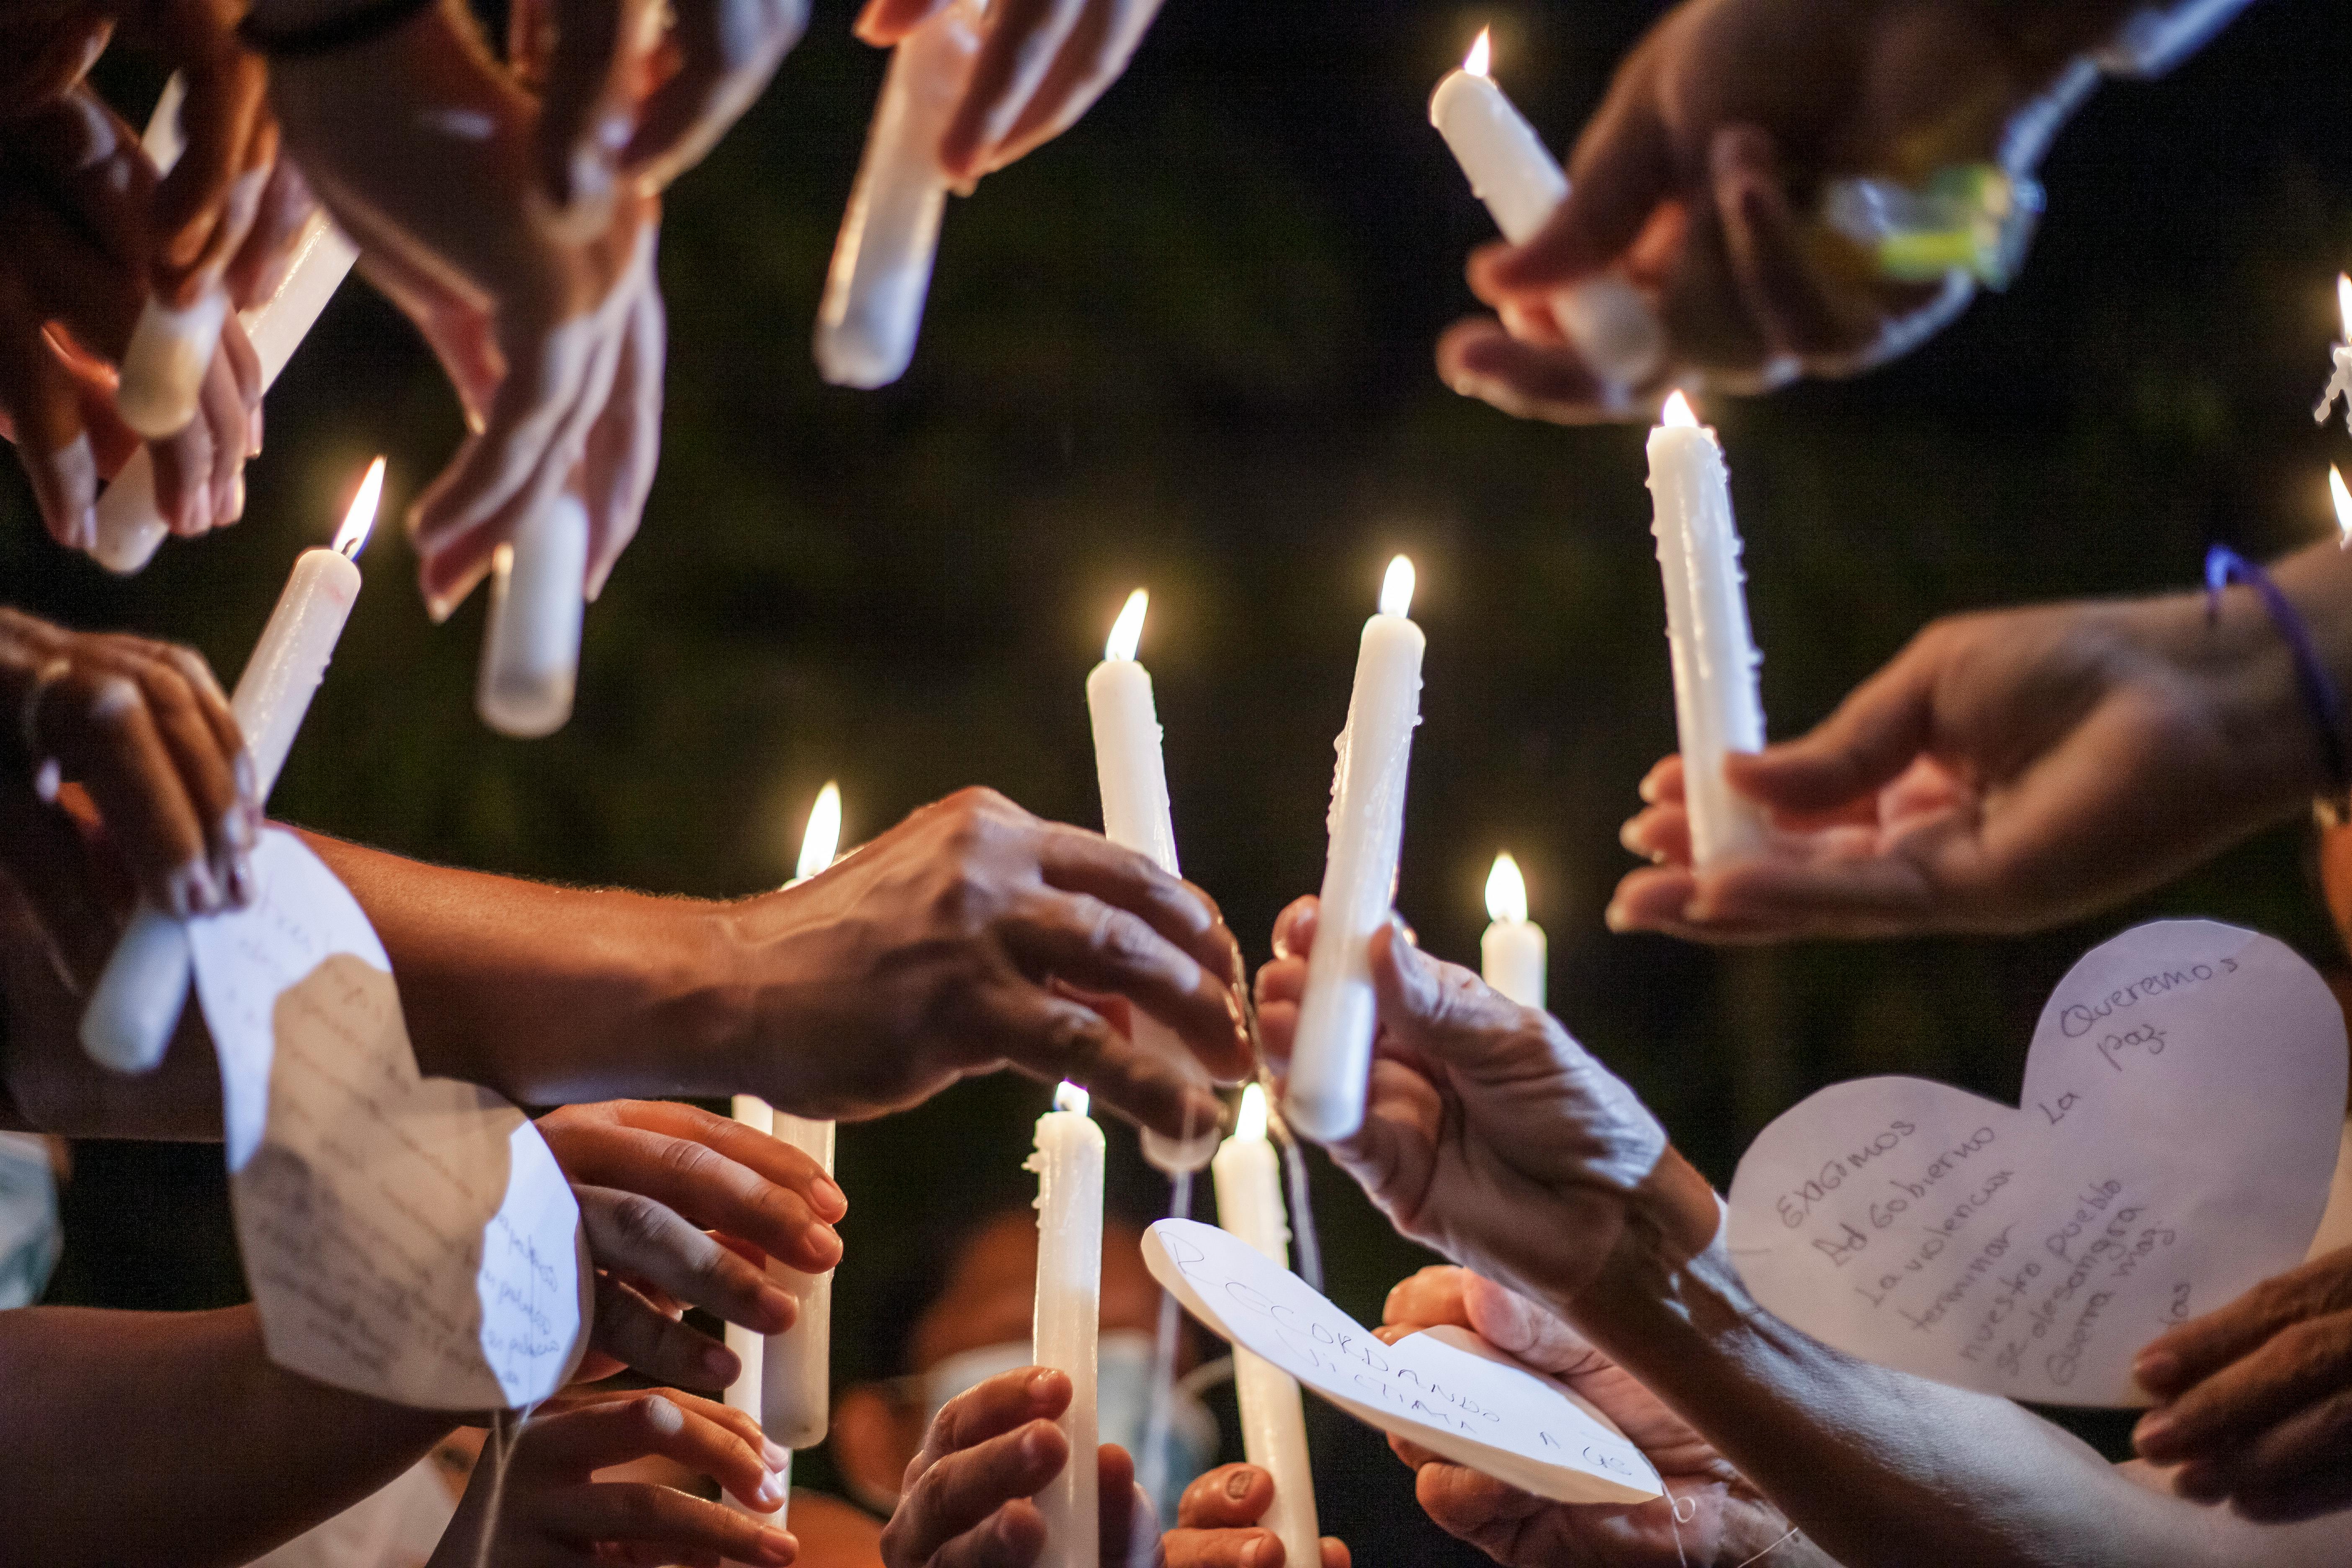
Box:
[1366,918,1528,1065]
[1473,77,1672,297]
[1728,642,1940,816]
[1458,1271,1603,1378]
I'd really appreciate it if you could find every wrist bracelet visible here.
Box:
[237,0,437,59]
[2204,544,2352,809]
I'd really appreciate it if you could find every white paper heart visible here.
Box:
[189,829,589,1409]
[1144,1219,1660,1503]
[1726,919,2345,1406]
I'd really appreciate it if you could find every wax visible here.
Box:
[81,461,381,1073]
[1029,1083,1103,1568]
[1429,34,1662,395]
[1085,591,1217,1173]
[1285,558,1424,1142]
[762,1110,837,1449]
[722,1097,788,1561]
[814,0,983,388]
[1211,1087,1320,1568]
[95,76,360,574]
[476,493,590,738]
[1478,854,1545,1009]
[1646,394,1767,867]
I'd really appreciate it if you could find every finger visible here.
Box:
[35,661,222,916]
[939,0,1085,181]
[1710,124,1872,366]
[580,273,665,601]
[622,0,807,189]
[1618,802,1691,869]
[921,1368,1073,1463]
[1002,887,1236,1053]
[1726,643,1941,815]
[1434,316,1627,427]
[1380,1266,1473,1334]
[1473,77,1671,295]
[1638,753,1685,807]
[149,386,217,536]
[1161,1529,1275,1568]
[2200,1382,2352,1519]
[855,0,953,44]
[536,1480,793,1563]
[1413,1461,1549,1548]
[896,1421,1070,1564]
[577,1184,799,1338]
[1176,1464,1273,1530]
[223,155,317,310]
[0,279,98,549]
[549,1104,843,1265]
[2137,1311,2352,1464]
[102,637,250,897]
[1034,826,1238,980]
[1603,864,1706,936]
[983,0,1164,174]
[529,1389,783,1508]
[983,988,1226,1139]
[1096,1448,1143,1568]
[2138,1254,2352,1398]
[197,342,246,524]
[925,1502,1048,1568]
[150,30,272,295]
[536,0,652,208]
[588,1270,743,1392]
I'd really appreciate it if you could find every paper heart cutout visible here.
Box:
[190,830,588,1409]
[1144,1219,1660,1503]
[1725,920,2345,1406]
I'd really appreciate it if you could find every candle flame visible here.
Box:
[2337,274,2351,342]
[1462,28,1491,77]
[2333,467,2352,549]
[796,782,842,880]
[1485,852,1528,923]
[1660,390,1700,429]
[1106,588,1149,662]
[1053,1081,1091,1117]
[334,456,385,557]
[1234,1082,1269,1142]
[1379,554,1416,617]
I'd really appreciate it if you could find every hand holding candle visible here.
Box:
[1478,854,1545,1009]
[1285,557,1425,1143]
[1647,392,1768,869]
[79,458,384,1074]
[1029,1081,1104,1568]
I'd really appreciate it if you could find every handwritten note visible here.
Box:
[1144,1220,1660,1504]
[189,830,588,1409]
[1726,920,2345,1406]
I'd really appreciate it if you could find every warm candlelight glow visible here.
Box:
[2333,467,2352,548]
[1485,852,1528,924]
[1055,1081,1091,1116]
[334,456,385,557]
[1462,28,1491,77]
[797,782,843,880]
[1661,390,1700,429]
[1106,589,1149,662]
[2337,275,2351,341]
[1233,1082,1269,1142]
[1379,555,1416,617]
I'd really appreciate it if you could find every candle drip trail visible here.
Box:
[1273,1109,1323,1295]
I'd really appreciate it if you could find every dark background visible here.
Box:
[12,0,2352,1551]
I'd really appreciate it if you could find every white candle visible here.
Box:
[1648,392,1768,868]
[476,493,590,738]
[116,291,232,441]
[80,458,384,1073]
[1478,853,1545,1009]
[1029,1081,1103,1568]
[1429,30,1663,397]
[2317,274,2352,435]
[759,782,846,1451]
[2332,467,2352,550]
[1284,557,1425,1143]
[813,0,984,389]
[95,75,361,575]
[1085,591,1217,1174]
[1211,1086,1320,1568]
[723,1091,789,1552]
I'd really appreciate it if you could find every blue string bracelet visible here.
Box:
[2204,544,2351,810]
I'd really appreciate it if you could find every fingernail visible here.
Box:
[759,1283,797,1330]
[1638,774,1660,804]
[764,1438,791,1470]
[425,591,457,625]
[1226,1469,1256,1500]
[756,1469,788,1505]
[704,1341,740,1385]
[1021,1424,1053,1463]
[1242,1539,1265,1568]
[1027,1368,1059,1398]
[248,405,263,456]
[1604,902,1629,933]
[1618,819,1645,854]
[2133,1411,2176,1451]
[224,472,245,524]
[758,1527,795,1564]
[225,851,256,908]
[805,1223,843,1267]
[2134,1350,2179,1390]
[812,1176,846,1216]
[73,505,98,553]
[170,859,220,918]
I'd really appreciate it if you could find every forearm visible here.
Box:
[0,1304,451,1566]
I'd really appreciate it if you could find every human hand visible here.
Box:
[853,0,1163,183]
[1380,1266,1804,1568]
[2131,1247,2352,1522]
[1439,0,2135,423]
[1255,898,1717,1310]
[1609,587,2328,942]
[880,1365,1146,1568]
[1164,1465,1348,1568]
[426,1386,796,1568]
[537,1098,846,1393]
[0,607,255,921]
[725,787,1246,1140]
[264,0,660,614]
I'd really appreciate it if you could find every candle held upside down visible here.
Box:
[1429,31,1662,396]
[1086,591,1219,1173]
[814,0,985,389]
[80,459,384,1073]
[1029,1083,1104,1568]
[476,494,591,738]
[1646,392,1767,868]
[1478,853,1546,1009]
[1211,1086,1320,1568]
[1285,557,1425,1142]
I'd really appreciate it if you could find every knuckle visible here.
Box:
[609,1190,678,1250]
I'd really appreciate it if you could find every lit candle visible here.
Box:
[1086,590,1217,1173]
[1211,1085,1320,1568]
[2333,467,2352,550]
[1429,30,1662,398]
[1029,1081,1103,1568]
[1284,557,1425,1143]
[475,492,590,738]
[2317,274,2352,435]
[1648,391,1768,868]
[95,75,361,575]
[813,0,985,389]
[1478,853,1545,1008]
[80,458,384,1073]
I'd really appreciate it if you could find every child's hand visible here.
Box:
[429,1386,796,1568]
